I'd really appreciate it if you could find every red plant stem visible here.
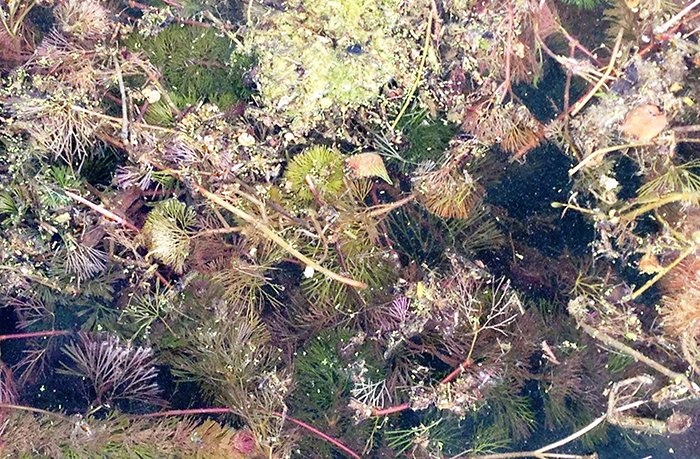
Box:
[371,359,473,418]
[370,403,410,416]
[137,407,232,418]
[137,408,361,459]
[160,0,183,8]
[104,92,122,106]
[64,190,141,232]
[0,330,70,342]
[271,411,361,459]
[136,100,149,124]
[559,28,602,67]
[64,190,172,288]
[440,358,473,385]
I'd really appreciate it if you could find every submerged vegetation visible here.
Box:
[2,0,700,458]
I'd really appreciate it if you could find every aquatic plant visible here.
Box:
[283,145,346,205]
[3,0,700,457]
[124,24,254,110]
[244,0,409,130]
[413,164,484,219]
[142,199,197,274]
[54,0,111,43]
[60,332,162,407]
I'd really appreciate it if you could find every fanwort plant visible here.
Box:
[4,0,700,458]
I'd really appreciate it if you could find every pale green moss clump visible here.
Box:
[245,0,402,132]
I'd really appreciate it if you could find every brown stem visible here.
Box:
[0,330,70,342]
[559,27,602,67]
[186,180,367,289]
[570,28,623,117]
[0,403,72,422]
[64,190,140,232]
[576,321,698,394]
[138,408,359,459]
[137,407,232,418]
[628,244,696,301]
[366,194,415,218]
[370,403,410,416]
[512,29,624,161]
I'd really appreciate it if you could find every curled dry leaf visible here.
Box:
[621,104,667,142]
[345,152,392,184]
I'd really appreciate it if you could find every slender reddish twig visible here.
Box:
[370,358,473,418]
[64,190,172,287]
[370,403,410,416]
[440,358,473,385]
[137,407,232,418]
[558,28,602,67]
[159,0,183,8]
[64,190,141,232]
[0,330,70,342]
[271,411,361,459]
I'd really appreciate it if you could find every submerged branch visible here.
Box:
[186,179,368,289]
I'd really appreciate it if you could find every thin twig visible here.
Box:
[64,191,172,287]
[0,330,70,341]
[370,403,410,416]
[576,321,698,394]
[137,407,232,418]
[0,404,73,422]
[655,0,700,34]
[568,141,654,176]
[113,54,129,143]
[558,26,602,67]
[138,407,360,459]
[272,411,361,459]
[440,358,473,385]
[186,180,368,289]
[618,192,700,222]
[191,227,244,238]
[390,11,433,131]
[366,194,415,218]
[70,105,180,134]
[570,28,623,117]
[64,190,140,232]
[535,415,606,454]
[628,243,696,301]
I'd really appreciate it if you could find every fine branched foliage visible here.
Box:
[283,145,346,205]
[636,158,700,203]
[1,409,256,459]
[142,199,197,274]
[59,332,162,407]
[124,24,254,111]
[167,301,288,447]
